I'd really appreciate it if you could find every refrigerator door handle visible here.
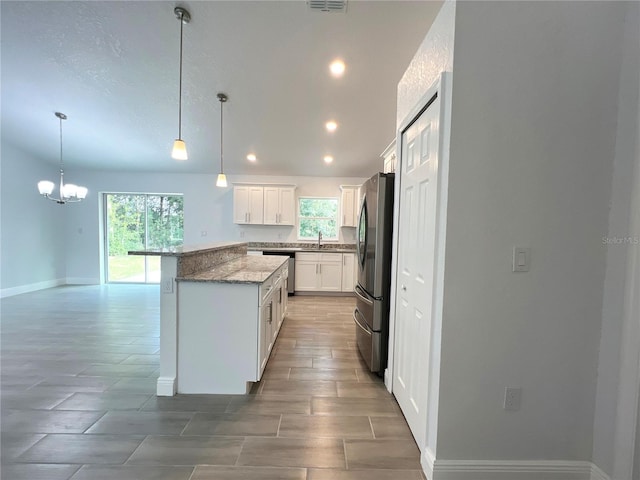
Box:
[354,284,374,306]
[354,308,372,335]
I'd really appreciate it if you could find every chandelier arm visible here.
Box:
[220,98,224,174]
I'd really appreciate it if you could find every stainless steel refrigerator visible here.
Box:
[354,172,394,374]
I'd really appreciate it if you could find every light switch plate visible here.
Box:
[512,247,531,272]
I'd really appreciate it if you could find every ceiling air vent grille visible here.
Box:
[307,0,347,13]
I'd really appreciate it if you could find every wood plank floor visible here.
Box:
[1,285,424,480]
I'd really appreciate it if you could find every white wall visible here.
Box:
[63,171,367,284]
[0,143,67,295]
[593,2,640,477]
[434,0,625,463]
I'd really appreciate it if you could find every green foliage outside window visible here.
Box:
[107,194,184,256]
[298,197,338,240]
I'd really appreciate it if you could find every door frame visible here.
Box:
[386,73,452,462]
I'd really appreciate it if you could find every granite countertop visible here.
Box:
[177,255,289,284]
[129,241,246,257]
[247,242,356,253]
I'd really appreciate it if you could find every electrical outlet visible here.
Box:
[240,231,245,238]
[161,277,174,294]
[504,387,522,411]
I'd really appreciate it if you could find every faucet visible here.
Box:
[317,231,322,249]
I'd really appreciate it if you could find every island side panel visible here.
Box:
[177,282,259,394]
[158,256,178,396]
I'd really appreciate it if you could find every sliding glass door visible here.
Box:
[104,193,184,283]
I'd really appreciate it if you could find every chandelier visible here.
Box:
[37,112,88,204]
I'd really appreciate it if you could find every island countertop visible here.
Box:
[177,255,289,284]
[129,241,246,257]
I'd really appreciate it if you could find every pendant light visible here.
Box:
[37,112,88,204]
[171,7,190,160]
[216,93,228,187]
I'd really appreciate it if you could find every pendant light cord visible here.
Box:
[220,98,224,174]
[59,115,64,176]
[178,12,184,140]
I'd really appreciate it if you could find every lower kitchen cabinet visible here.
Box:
[177,262,288,394]
[295,252,354,293]
[341,253,356,292]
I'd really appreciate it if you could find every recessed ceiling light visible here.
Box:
[329,59,345,77]
[325,121,338,132]
[246,153,257,162]
[323,155,334,164]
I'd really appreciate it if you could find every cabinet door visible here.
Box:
[319,261,342,292]
[259,300,271,376]
[233,186,250,224]
[248,187,264,224]
[341,253,355,292]
[295,261,319,291]
[278,187,296,225]
[341,188,355,227]
[263,187,279,225]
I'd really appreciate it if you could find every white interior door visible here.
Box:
[393,93,441,449]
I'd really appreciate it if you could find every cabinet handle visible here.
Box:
[268,301,273,323]
[245,212,248,223]
[248,212,251,223]
[319,264,322,275]
[343,214,346,225]
[344,256,346,266]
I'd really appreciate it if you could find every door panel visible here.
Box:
[393,93,440,450]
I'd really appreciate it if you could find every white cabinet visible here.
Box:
[178,260,288,393]
[341,253,356,292]
[382,140,397,174]
[294,255,319,291]
[264,186,296,225]
[295,252,343,292]
[233,185,264,224]
[340,185,360,228]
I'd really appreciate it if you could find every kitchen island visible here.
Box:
[129,242,288,396]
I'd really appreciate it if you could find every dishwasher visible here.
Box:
[261,251,295,295]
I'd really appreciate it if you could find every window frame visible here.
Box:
[297,196,339,241]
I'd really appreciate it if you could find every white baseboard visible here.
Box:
[156,376,176,396]
[0,278,65,298]
[422,456,604,480]
[66,277,100,285]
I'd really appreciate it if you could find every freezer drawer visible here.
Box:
[354,307,382,374]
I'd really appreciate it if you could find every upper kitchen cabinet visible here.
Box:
[264,186,296,226]
[382,140,397,174]
[233,185,264,224]
[340,185,360,228]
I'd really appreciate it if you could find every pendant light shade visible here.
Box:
[216,173,228,187]
[172,139,188,160]
[171,7,190,160]
[37,112,88,204]
[216,93,228,188]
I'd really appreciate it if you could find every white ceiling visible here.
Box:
[1,1,442,177]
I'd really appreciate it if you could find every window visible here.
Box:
[298,197,338,240]
[104,193,184,283]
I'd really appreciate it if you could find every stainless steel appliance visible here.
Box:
[354,172,394,374]
[262,251,295,295]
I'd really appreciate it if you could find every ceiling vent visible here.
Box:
[307,0,347,13]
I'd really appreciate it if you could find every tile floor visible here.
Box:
[1,285,424,480]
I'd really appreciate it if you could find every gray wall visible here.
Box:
[0,143,67,293]
[397,0,631,464]
[593,1,640,476]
